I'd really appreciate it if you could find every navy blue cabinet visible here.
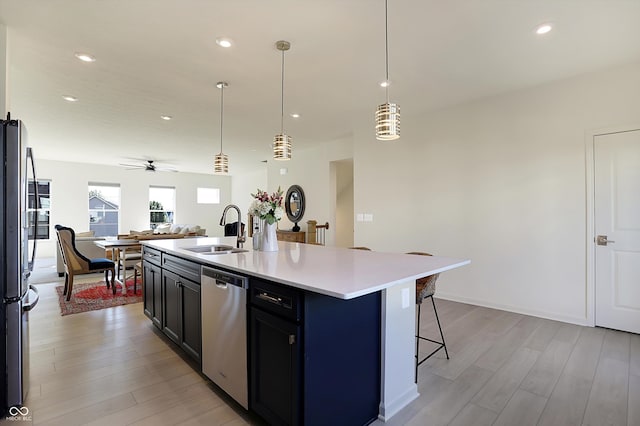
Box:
[249,278,381,426]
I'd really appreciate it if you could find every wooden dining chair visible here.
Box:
[407,251,449,383]
[55,225,116,301]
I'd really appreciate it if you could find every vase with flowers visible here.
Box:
[249,187,284,251]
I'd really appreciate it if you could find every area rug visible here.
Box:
[56,278,142,316]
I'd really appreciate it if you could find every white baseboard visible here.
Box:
[435,291,590,327]
[378,384,419,422]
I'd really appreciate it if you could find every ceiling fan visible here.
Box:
[119,159,178,172]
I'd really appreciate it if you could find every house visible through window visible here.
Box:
[89,183,120,237]
[149,186,175,229]
[28,180,50,240]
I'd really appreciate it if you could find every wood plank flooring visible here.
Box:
[21,278,640,425]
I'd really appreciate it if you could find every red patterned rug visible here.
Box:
[56,278,142,316]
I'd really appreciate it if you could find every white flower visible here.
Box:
[274,206,284,220]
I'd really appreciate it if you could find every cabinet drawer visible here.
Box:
[162,253,201,284]
[142,246,162,266]
[250,278,302,322]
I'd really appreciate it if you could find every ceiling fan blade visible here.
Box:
[119,163,145,168]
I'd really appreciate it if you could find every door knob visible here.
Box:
[596,235,615,246]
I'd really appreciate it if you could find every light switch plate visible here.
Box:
[356,213,364,222]
[401,287,410,309]
[364,213,373,222]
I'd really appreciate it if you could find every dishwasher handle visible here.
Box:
[202,266,248,289]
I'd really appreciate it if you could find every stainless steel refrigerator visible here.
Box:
[1,115,40,416]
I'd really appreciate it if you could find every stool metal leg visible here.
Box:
[431,295,449,359]
[415,302,422,383]
[415,295,449,383]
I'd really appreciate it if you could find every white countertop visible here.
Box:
[143,237,470,299]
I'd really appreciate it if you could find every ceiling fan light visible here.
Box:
[273,134,292,160]
[375,102,400,140]
[214,153,229,174]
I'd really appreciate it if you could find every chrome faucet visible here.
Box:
[220,204,246,248]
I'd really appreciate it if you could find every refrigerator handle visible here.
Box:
[27,146,38,272]
[23,285,39,312]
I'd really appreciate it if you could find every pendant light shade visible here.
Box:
[214,81,229,174]
[214,152,228,174]
[273,134,291,159]
[273,40,292,160]
[375,0,400,141]
[375,102,400,140]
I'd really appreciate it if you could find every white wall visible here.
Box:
[1,24,8,117]
[231,166,268,228]
[263,136,353,246]
[36,159,232,257]
[333,159,354,248]
[352,61,640,325]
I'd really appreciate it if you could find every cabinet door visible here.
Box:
[152,265,162,328]
[180,278,201,364]
[250,308,301,426]
[162,269,181,345]
[143,262,162,328]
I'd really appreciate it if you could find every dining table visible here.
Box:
[94,239,142,284]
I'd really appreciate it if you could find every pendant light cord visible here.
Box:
[280,49,285,133]
[384,0,390,103]
[219,85,224,153]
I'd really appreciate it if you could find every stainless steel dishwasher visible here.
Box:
[201,266,249,409]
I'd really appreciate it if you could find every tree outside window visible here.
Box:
[149,186,175,229]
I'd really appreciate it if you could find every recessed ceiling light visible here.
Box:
[379,80,390,88]
[290,113,300,118]
[215,37,233,48]
[62,95,78,102]
[74,52,96,62]
[160,115,172,121]
[535,23,552,35]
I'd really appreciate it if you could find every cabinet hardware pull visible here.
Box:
[289,334,296,345]
[257,292,283,305]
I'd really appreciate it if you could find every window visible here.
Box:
[197,187,220,204]
[89,183,120,237]
[28,180,50,240]
[149,186,175,229]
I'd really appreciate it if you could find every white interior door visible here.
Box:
[594,129,640,334]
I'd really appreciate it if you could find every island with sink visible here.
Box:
[141,236,469,425]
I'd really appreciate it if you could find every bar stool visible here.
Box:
[407,252,449,383]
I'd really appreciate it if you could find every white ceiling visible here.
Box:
[2,0,640,175]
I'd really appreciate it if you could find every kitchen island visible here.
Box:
[142,237,469,424]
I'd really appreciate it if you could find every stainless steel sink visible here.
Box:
[200,248,248,255]
[183,245,248,255]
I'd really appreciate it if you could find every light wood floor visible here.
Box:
[21,278,640,426]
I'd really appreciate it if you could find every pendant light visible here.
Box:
[273,40,292,160]
[214,81,229,174]
[375,0,400,140]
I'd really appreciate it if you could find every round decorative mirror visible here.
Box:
[285,185,305,231]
